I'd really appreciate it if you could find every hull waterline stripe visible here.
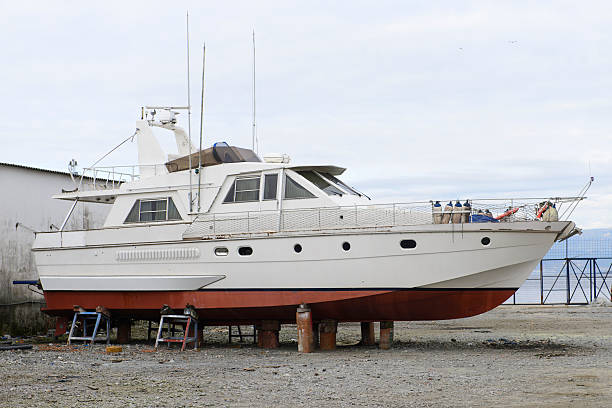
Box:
[42,287,519,293]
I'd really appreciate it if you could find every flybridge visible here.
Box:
[57,105,341,199]
[58,107,260,198]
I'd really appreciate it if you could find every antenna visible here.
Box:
[560,176,594,221]
[252,29,257,153]
[197,43,206,212]
[588,160,592,178]
[186,11,193,212]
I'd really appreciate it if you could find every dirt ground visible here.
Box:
[1,305,610,407]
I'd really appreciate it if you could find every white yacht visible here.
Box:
[33,108,579,323]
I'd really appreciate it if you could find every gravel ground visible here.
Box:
[1,305,610,407]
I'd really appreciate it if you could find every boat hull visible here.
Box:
[42,288,516,323]
[34,221,573,322]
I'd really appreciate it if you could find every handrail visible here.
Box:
[183,197,583,239]
[75,164,168,191]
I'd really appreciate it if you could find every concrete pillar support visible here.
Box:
[296,304,314,353]
[319,319,338,351]
[258,320,280,349]
[360,322,375,346]
[117,318,131,344]
[379,321,394,350]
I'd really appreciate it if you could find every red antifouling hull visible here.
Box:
[42,288,516,323]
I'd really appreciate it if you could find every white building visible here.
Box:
[0,163,108,335]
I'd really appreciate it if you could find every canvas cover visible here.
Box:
[165,145,260,173]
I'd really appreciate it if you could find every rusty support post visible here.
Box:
[319,319,337,351]
[296,304,313,353]
[360,322,375,346]
[259,320,280,349]
[379,321,394,350]
[117,318,131,344]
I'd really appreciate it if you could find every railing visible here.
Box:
[183,197,582,238]
[507,257,612,305]
[74,164,168,191]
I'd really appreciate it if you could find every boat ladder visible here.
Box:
[67,306,111,345]
[155,314,199,351]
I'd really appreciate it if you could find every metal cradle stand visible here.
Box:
[67,306,111,345]
[155,315,199,351]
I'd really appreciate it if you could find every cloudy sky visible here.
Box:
[1,1,610,228]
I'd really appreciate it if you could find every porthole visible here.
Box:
[294,244,302,253]
[342,242,351,251]
[400,239,417,249]
[481,237,491,246]
[214,247,229,256]
[238,246,253,256]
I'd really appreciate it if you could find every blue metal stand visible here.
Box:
[67,310,111,345]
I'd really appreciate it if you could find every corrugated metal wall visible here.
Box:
[0,164,109,335]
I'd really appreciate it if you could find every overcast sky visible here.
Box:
[1,1,610,228]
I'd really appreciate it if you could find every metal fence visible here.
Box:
[507,231,612,304]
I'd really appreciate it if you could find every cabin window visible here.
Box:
[263,174,278,200]
[224,183,235,203]
[224,176,261,203]
[297,170,344,196]
[214,247,229,256]
[124,197,182,223]
[125,201,139,222]
[400,239,417,249]
[167,199,181,220]
[284,175,316,199]
[238,246,253,256]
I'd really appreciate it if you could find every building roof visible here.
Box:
[0,162,78,178]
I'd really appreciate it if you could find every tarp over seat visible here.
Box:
[165,143,260,173]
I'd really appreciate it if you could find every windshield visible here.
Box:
[319,172,362,196]
[297,171,344,196]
